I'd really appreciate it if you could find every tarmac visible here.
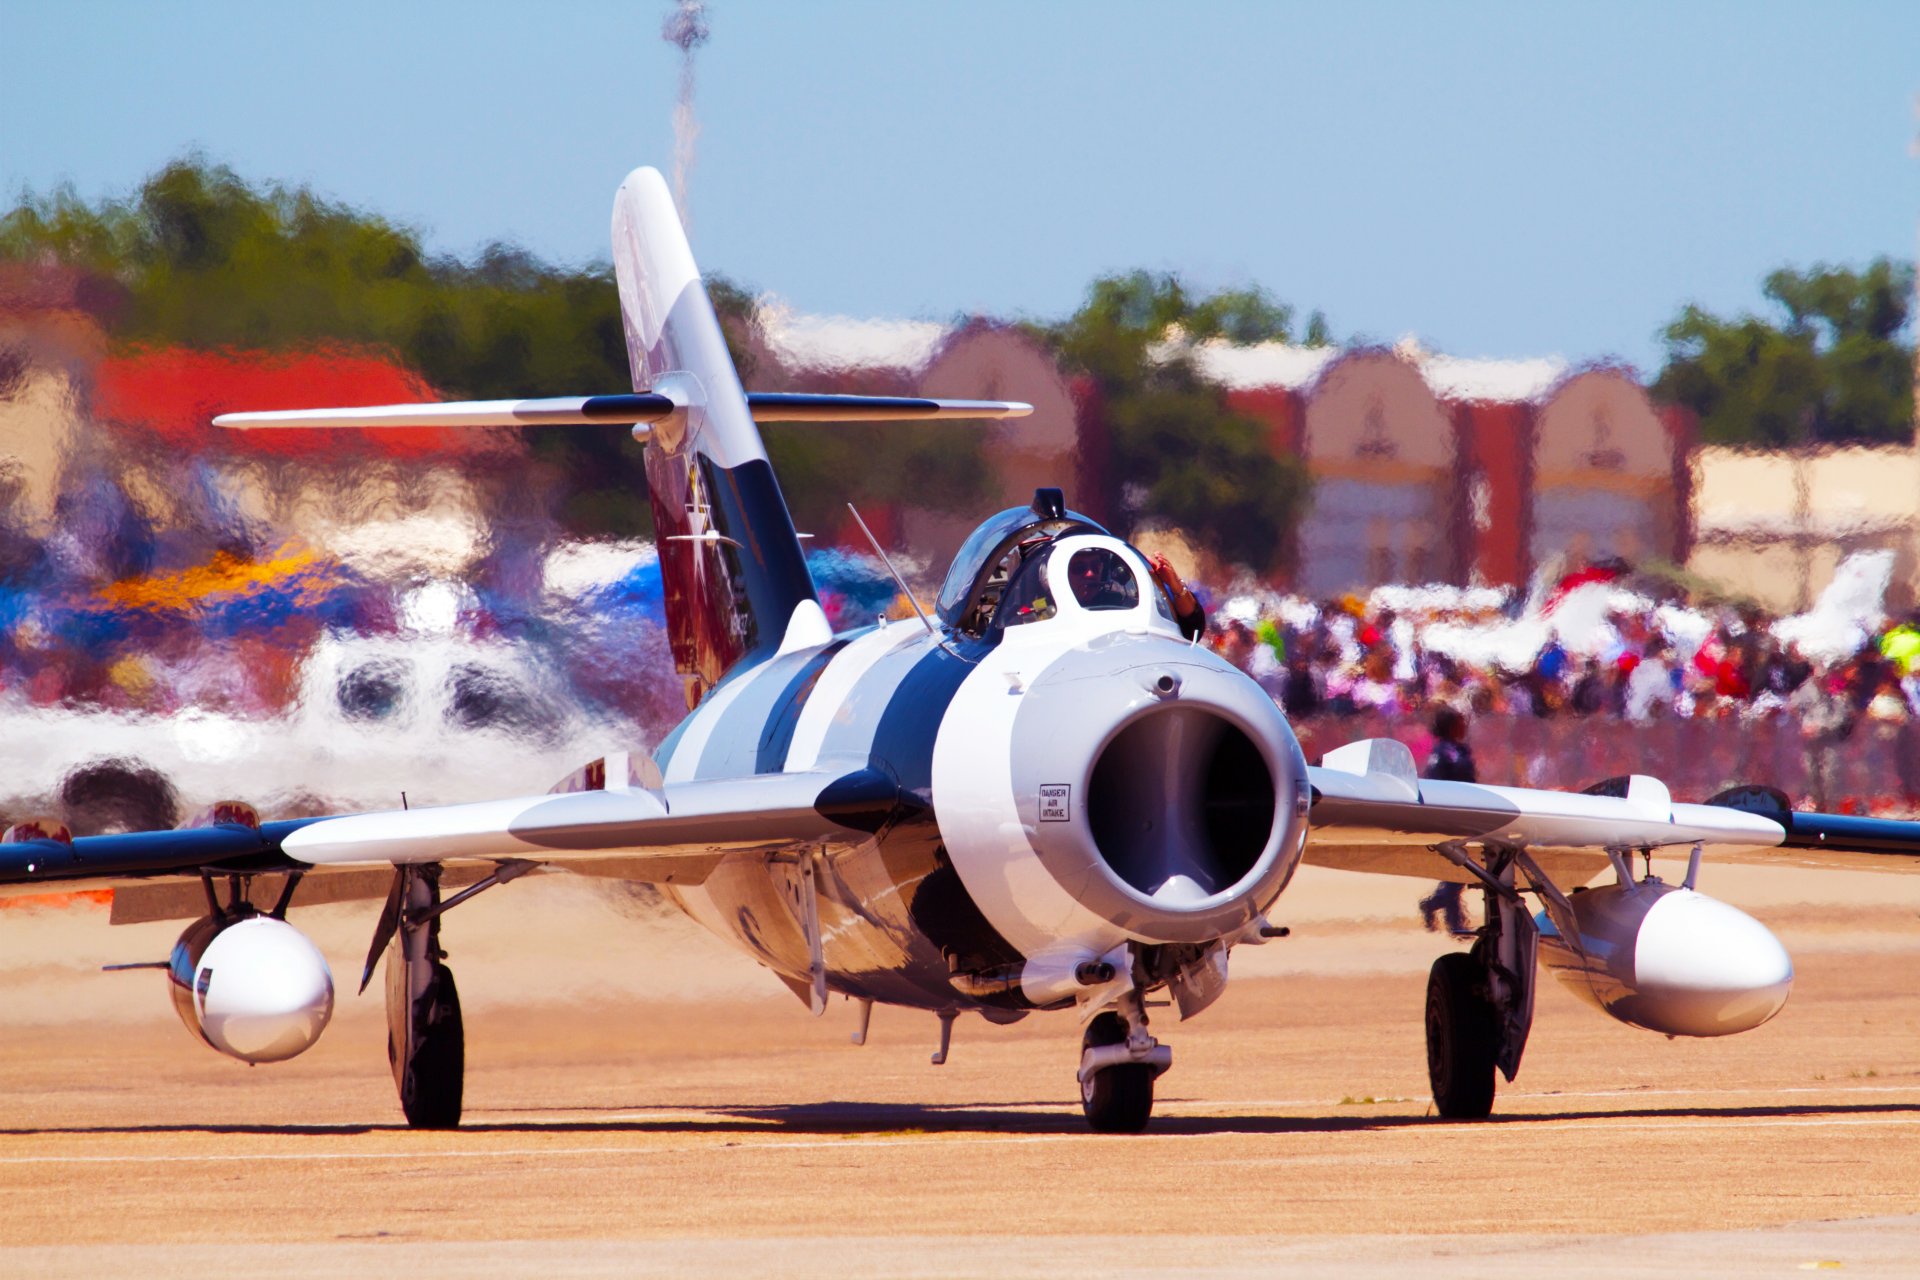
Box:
[3,858,1920,1277]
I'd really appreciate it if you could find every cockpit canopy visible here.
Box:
[935,488,1109,636]
[996,535,1181,635]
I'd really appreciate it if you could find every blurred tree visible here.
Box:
[1051,271,1313,572]
[763,418,992,538]
[0,157,657,536]
[1302,309,1334,347]
[1655,259,1915,447]
[703,271,761,384]
[0,158,996,541]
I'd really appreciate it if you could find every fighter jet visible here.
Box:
[8,167,1919,1132]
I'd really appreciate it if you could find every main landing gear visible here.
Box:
[1077,989,1171,1133]
[386,864,464,1129]
[1425,948,1497,1118]
[365,859,535,1129]
[1423,841,1543,1120]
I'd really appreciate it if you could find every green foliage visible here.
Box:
[0,157,997,541]
[1655,260,1915,447]
[704,273,761,384]
[1052,271,1314,571]
[1,156,653,536]
[764,421,992,536]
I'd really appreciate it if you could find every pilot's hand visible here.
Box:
[1150,555,1197,614]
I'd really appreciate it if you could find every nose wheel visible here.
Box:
[1075,969,1175,1134]
[1079,1012,1154,1132]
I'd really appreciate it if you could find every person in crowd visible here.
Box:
[1351,649,1402,716]
[1280,653,1322,718]
[1789,663,1855,811]
[1323,659,1360,716]
[1416,705,1477,936]
[1866,674,1910,726]
[1214,619,1257,673]
[1880,611,1920,679]
[1624,637,1674,722]
[1569,657,1607,715]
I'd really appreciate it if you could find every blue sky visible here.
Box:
[4,1,1917,371]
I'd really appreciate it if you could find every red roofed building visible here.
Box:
[93,345,509,460]
[1,263,529,580]
[1197,338,1691,593]
[748,303,1092,561]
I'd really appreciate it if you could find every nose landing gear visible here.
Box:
[1076,990,1172,1133]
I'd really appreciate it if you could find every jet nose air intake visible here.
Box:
[1087,703,1276,905]
[1002,638,1310,945]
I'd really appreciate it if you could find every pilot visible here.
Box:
[1068,549,1137,610]
[1148,554,1206,641]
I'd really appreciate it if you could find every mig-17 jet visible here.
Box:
[6,166,1918,1132]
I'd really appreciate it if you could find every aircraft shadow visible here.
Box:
[6,1098,1919,1140]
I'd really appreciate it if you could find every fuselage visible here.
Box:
[651,531,1311,1017]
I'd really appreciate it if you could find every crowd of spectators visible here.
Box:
[1199,564,1920,812]
[1210,582,1920,730]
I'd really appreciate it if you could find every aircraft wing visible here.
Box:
[1303,737,1920,886]
[0,767,900,905]
[280,769,890,872]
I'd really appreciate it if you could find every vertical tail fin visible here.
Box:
[610,167,822,696]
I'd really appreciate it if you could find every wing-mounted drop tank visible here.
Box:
[1537,876,1792,1036]
[167,911,335,1063]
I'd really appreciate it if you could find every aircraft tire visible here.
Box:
[397,965,464,1129]
[1426,951,1497,1119]
[1080,1011,1154,1134]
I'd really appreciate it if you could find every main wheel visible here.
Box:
[1080,1011,1154,1134]
[397,966,465,1129]
[1426,951,1497,1119]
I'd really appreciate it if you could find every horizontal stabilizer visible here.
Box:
[214,391,1028,431]
[214,393,678,430]
[744,393,1031,422]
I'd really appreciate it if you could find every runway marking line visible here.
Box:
[575,1084,1920,1123]
[6,1111,1920,1166]
[0,1135,1063,1166]
[1172,1083,1920,1110]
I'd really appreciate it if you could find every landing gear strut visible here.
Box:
[1424,841,1542,1120]
[1077,987,1172,1133]
[385,865,464,1129]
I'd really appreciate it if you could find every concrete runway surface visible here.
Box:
[3,861,1920,1277]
